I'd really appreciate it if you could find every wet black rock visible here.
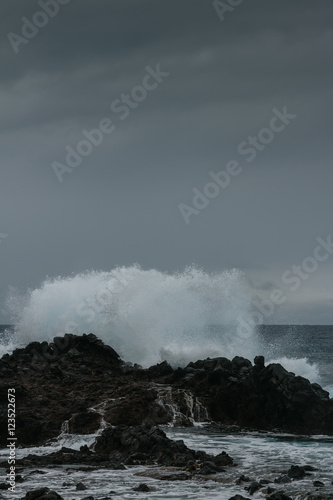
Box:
[245,481,261,495]
[186,459,197,471]
[147,360,174,378]
[1,446,103,468]
[287,465,306,479]
[133,484,151,492]
[267,493,293,500]
[235,475,251,484]
[304,465,318,471]
[172,358,333,436]
[229,496,251,500]
[214,451,234,466]
[254,355,265,368]
[68,411,101,434]
[7,424,233,471]
[21,489,64,500]
[76,482,87,490]
[199,465,216,475]
[94,424,233,468]
[264,487,276,495]
[275,475,292,484]
[1,333,333,448]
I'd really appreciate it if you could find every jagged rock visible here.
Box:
[171,358,333,435]
[5,424,233,470]
[0,333,332,448]
[94,424,233,467]
[254,355,265,368]
[214,451,234,466]
[199,465,216,475]
[147,360,173,378]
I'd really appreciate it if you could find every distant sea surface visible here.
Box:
[257,324,333,392]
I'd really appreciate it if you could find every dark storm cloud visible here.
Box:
[1,0,333,323]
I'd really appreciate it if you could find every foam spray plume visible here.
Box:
[5,265,257,367]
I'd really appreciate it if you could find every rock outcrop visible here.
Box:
[4,425,233,471]
[0,333,332,447]
[94,424,233,467]
[168,355,333,435]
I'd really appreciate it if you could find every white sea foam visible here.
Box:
[267,356,333,395]
[268,356,321,383]
[2,266,332,394]
[0,339,16,359]
[3,265,257,367]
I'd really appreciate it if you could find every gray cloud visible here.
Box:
[1,0,333,323]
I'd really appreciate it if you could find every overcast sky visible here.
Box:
[0,0,333,325]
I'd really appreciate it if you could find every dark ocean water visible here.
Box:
[257,324,333,363]
[256,324,333,390]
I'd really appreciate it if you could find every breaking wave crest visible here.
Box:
[4,265,257,367]
[2,265,331,394]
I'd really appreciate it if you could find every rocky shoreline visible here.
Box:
[2,426,333,500]
[0,333,332,499]
[1,428,333,500]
